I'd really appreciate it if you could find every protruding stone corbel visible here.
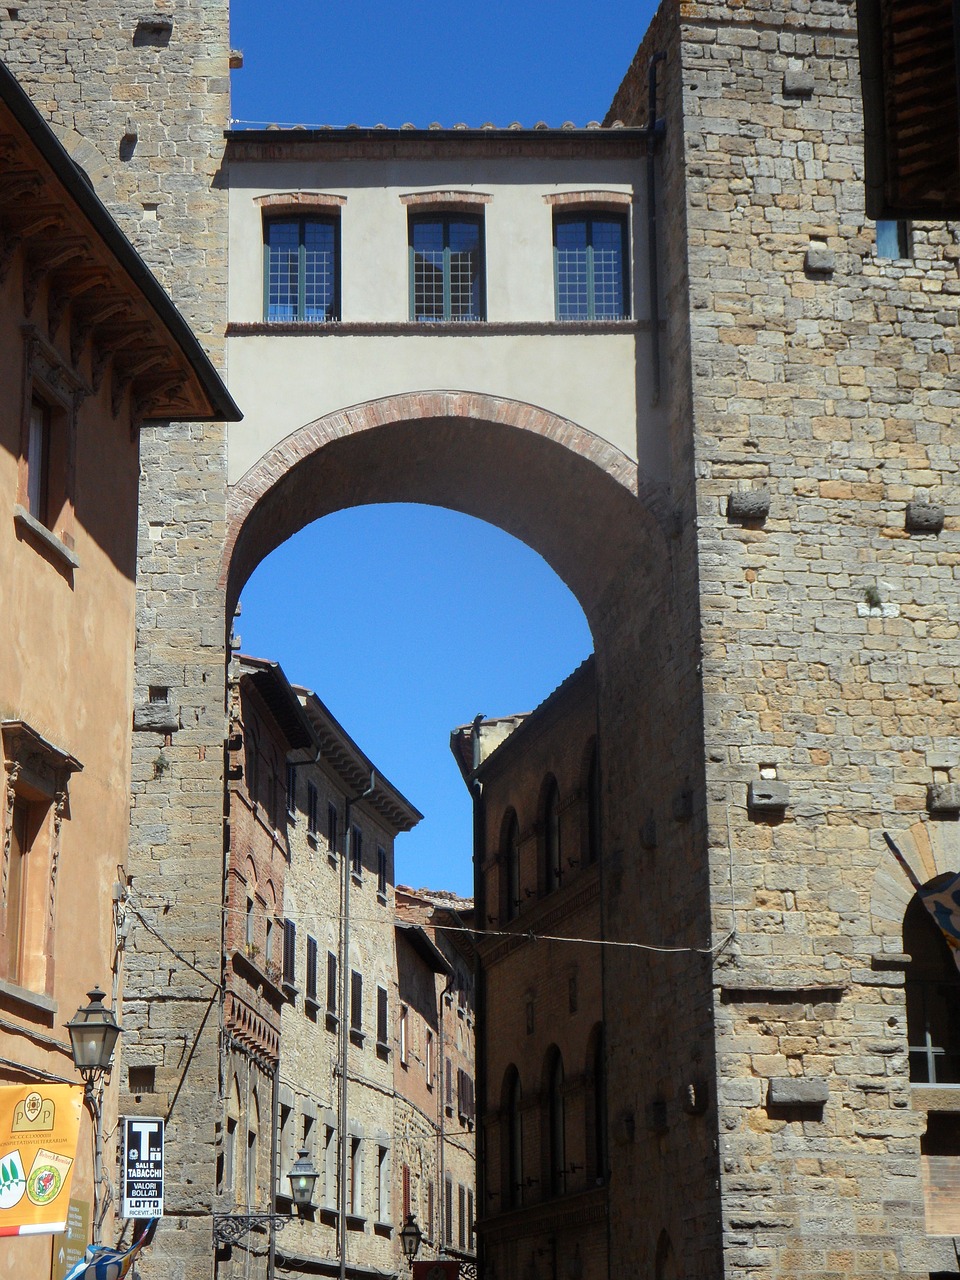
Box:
[905,501,944,534]
[727,488,770,522]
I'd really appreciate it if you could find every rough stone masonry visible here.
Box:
[3,0,960,1276]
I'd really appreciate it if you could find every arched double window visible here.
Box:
[904,888,960,1082]
[501,809,520,922]
[500,1066,523,1210]
[542,777,561,894]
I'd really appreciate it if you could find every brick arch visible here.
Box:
[223,390,672,623]
[870,821,960,938]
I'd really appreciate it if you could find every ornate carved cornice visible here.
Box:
[0,80,237,423]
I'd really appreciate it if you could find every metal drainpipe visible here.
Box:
[338,772,376,1280]
[469,773,486,1278]
[647,51,667,406]
[268,1055,279,1280]
[437,968,455,1253]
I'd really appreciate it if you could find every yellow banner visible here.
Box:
[0,1084,83,1236]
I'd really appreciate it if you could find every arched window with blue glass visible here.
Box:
[554,212,629,322]
[409,214,485,322]
[264,216,340,322]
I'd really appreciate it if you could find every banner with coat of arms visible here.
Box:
[0,1083,84,1236]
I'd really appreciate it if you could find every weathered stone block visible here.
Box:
[927,782,960,814]
[783,68,815,97]
[905,501,944,534]
[133,701,179,732]
[748,780,790,811]
[767,1077,829,1107]
[727,488,771,521]
[804,244,836,274]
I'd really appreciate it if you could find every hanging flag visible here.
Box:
[884,831,960,969]
[62,1217,158,1280]
[0,1083,83,1236]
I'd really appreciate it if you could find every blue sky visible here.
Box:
[228,1,657,130]
[228,1,658,895]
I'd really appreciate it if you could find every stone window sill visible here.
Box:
[911,1083,960,1112]
[0,977,58,1020]
[346,1213,366,1232]
[349,1027,365,1048]
[14,506,79,570]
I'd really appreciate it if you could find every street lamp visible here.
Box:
[399,1213,423,1265]
[213,1150,321,1245]
[66,988,121,1244]
[66,988,122,1080]
[287,1147,319,1211]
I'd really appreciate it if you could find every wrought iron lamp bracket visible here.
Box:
[213,1213,291,1245]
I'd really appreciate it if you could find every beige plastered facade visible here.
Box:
[224,145,666,485]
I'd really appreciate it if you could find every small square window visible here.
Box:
[875,219,911,260]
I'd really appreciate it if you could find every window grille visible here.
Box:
[410,216,484,321]
[554,214,628,321]
[326,951,337,1015]
[351,824,363,876]
[377,845,387,896]
[265,217,339,321]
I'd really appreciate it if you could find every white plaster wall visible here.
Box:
[226,150,669,485]
[226,330,643,481]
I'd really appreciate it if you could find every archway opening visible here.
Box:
[219,398,714,1279]
[236,502,593,893]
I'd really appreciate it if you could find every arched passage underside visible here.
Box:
[224,391,673,623]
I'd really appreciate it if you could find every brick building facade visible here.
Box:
[394,887,477,1263]
[453,661,606,1280]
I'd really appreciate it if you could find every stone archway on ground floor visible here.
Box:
[218,388,723,1279]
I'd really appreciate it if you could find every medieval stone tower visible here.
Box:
[1,6,233,1279]
[4,1,960,1278]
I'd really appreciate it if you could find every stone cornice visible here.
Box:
[224,127,647,164]
[227,319,644,338]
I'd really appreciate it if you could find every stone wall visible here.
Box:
[612,1,960,1275]
[0,6,233,1279]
